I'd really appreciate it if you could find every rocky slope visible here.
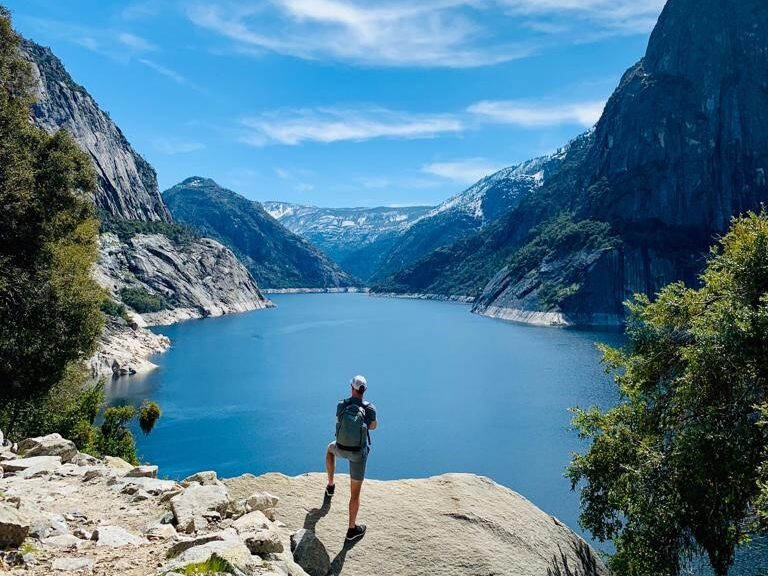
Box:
[23,41,170,223]
[164,178,357,289]
[375,0,768,326]
[263,203,432,282]
[0,432,608,576]
[21,40,270,377]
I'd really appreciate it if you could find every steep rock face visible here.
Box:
[380,0,768,325]
[164,178,357,289]
[22,40,171,222]
[263,202,432,281]
[95,232,271,326]
[372,150,567,284]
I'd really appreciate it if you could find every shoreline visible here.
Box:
[368,291,476,304]
[473,304,625,329]
[262,286,368,294]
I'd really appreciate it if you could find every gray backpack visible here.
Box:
[335,401,368,451]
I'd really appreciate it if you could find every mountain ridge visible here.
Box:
[165,178,358,289]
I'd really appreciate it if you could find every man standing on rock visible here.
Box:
[325,374,377,542]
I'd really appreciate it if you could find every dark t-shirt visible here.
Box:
[336,397,377,427]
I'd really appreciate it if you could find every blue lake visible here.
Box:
[107,293,622,545]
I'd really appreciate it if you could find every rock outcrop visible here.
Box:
[23,40,170,223]
[95,232,271,326]
[0,430,608,576]
[164,178,357,289]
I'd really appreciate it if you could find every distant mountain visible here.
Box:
[165,178,357,289]
[263,202,432,281]
[370,147,574,283]
[373,0,768,326]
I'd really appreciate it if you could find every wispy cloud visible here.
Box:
[138,58,190,85]
[498,0,665,36]
[422,157,506,184]
[468,99,606,128]
[241,107,463,146]
[117,32,156,52]
[187,0,664,68]
[152,137,206,155]
[187,1,534,68]
[275,168,315,192]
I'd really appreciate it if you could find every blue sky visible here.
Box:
[5,0,665,207]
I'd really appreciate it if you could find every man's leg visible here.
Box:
[348,479,363,528]
[326,445,336,486]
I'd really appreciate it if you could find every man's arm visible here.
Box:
[366,402,378,430]
[368,420,378,431]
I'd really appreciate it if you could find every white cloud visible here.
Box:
[241,107,463,146]
[152,138,206,155]
[187,0,533,68]
[138,59,190,85]
[118,32,156,52]
[498,0,665,35]
[468,99,606,128]
[422,157,506,184]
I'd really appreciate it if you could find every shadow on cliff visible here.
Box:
[301,494,362,576]
[546,540,602,576]
[304,493,332,531]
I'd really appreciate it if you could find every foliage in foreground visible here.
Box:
[0,9,160,463]
[568,211,768,576]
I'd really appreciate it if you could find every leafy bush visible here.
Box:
[139,401,161,435]
[120,287,169,313]
[568,211,768,576]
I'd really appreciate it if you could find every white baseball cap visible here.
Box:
[350,375,368,391]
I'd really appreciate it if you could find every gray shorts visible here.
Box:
[328,441,369,481]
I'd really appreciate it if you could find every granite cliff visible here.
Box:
[0,431,608,576]
[373,0,768,326]
[21,40,270,376]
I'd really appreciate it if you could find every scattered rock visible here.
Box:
[232,510,270,534]
[183,470,219,486]
[114,477,180,496]
[51,557,94,573]
[144,523,176,540]
[166,533,227,558]
[92,525,145,547]
[70,453,99,467]
[162,536,260,575]
[125,465,157,479]
[290,529,330,576]
[82,469,102,482]
[1,455,62,473]
[0,503,30,547]
[245,492,279,513]
[17,434,77,463]
[103,456,134,475]
[42,533,82,550]
[73,528,92,541]
[242,528,284,554]
[130,490,152,503]
[171,484,229,534]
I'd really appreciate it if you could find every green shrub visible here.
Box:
[100,297,128,318]
[139,401,161,435]
[120,287,168,313]
[178,555,235,574]
[100,214,199,246]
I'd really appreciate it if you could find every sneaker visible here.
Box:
[325,484,335,497]
[345,524,366,542]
